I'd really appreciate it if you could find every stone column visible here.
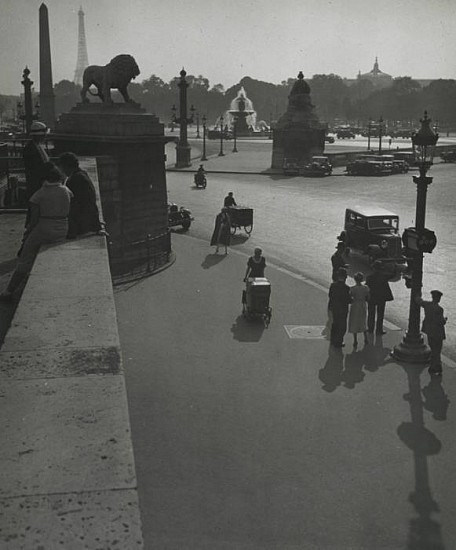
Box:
[39,3,55,129]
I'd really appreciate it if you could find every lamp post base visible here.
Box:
[176,145,191,168]
[392,333,431,363]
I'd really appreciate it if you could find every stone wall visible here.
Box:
[0,158,144,548]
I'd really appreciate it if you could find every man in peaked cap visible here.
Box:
[23,121,49,200]
[417,290,447,375]
[328,267,352,348]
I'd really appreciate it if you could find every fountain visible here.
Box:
[227,87,257,136]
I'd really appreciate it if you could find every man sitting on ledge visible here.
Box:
[59,152,104,239]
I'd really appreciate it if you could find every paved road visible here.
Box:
[166,162,456,361]
[115,235,456,550]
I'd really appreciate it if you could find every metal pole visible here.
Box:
[21,67,34,135]
[367,119,371,151]
[232,121,238,153]
[201,118,207,161]
[378,116,383,154]
[218,115,225,156]
[196,113,200,138]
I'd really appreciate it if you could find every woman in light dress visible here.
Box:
[348,272,370,347]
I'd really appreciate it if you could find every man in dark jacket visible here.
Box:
[224,192,237,208]
[23,121,49,200]
[366,261,394,334]
[417,290,447,375]
[59,152,102,238]
[328,267,352,347]
[331,242,348,281]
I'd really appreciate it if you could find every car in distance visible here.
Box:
[283,158,300,176]
[337,207,406,269]
[440,150,456,163]
[336,128,356,139]
[301,156,333,177]
[345,159,385,176]
[325,134,335,144]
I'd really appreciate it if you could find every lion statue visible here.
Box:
[80,54,140,104]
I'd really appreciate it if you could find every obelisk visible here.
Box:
[39,3,55,129]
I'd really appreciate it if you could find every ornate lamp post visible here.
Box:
[21,67,38,134]
[393,112,439,363]
[201,115,208,161]
[218,114,225,157]
[232,119,238,153]
[378,115,384,154]
[195,111,201,138]
[367,118,372,151]
[172,68,194,168]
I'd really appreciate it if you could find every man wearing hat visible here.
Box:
[23,121,49,200]
[331,242,349,282]
[417,290,447,375]
[366,260,394,335]
[328,267,352,347]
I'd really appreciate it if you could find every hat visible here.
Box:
[431,290,443,299]
[30,121,48,135]
[336,242,345,250]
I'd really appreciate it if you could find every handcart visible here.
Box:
[242,277,272,327]
[229,205,253,235]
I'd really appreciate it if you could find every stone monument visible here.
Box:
[53,55,174,278]
[271,72,326,169]
[39,3,56,129]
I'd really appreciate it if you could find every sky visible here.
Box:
[1,0,456,96]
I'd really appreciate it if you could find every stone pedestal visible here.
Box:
[271,125,325,169]
[176,144,191,168]
[53,103,174,277]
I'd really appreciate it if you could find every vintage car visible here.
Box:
[440,150,456,163]
[392,159,409,173]
[283,158,300,176]
[337,207,406,268]
[168,203,193,231]
[336,128,356,139]
[324,134,335,144]
[301,156,333,177]
[345,159,385,176]
[393,151,416,168]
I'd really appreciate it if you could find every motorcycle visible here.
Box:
[194,172,207,189]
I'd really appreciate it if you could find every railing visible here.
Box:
[108,229,173,285]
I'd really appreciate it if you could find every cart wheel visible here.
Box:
[244,224,253,235]
[230,225,237,235]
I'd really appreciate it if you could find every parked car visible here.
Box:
[168,203,193,231]
[337,128,356,139]
[440,150,456,163]
[283,158,300,176]
[346,159,385,176]
[302,156,332,177]
[393,151,417,168]
[337,207,406,269]
[392,159,409,173]
[325,134,335,144]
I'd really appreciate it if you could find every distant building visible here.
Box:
[357,57,393,89]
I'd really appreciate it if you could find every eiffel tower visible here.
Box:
[73,7,89,86]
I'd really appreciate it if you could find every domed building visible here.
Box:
[357,57,393,89]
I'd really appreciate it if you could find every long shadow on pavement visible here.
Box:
[231,314,265,342]
[398,363,449,550]
[201,253,227,269]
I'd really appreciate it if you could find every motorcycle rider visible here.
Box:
[195,164,207,186]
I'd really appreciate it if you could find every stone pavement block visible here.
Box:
[0,346,121,379]
[2,296,119,352]
[0,489,143,550]
[0,375,136,498]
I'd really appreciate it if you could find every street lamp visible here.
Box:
[196,111,200,138]
[201,115,208,161]
[378,115,384,154]
[232,119,238,153]
[367,118,372,151]
[172,68,194,168]
[392,111,439,363]
[218,114,225,156]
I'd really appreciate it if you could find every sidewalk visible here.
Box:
[115,233,456,550]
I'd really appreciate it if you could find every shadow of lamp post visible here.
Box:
[392,112,439,363]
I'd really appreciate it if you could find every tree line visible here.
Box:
[2,73,456,130]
